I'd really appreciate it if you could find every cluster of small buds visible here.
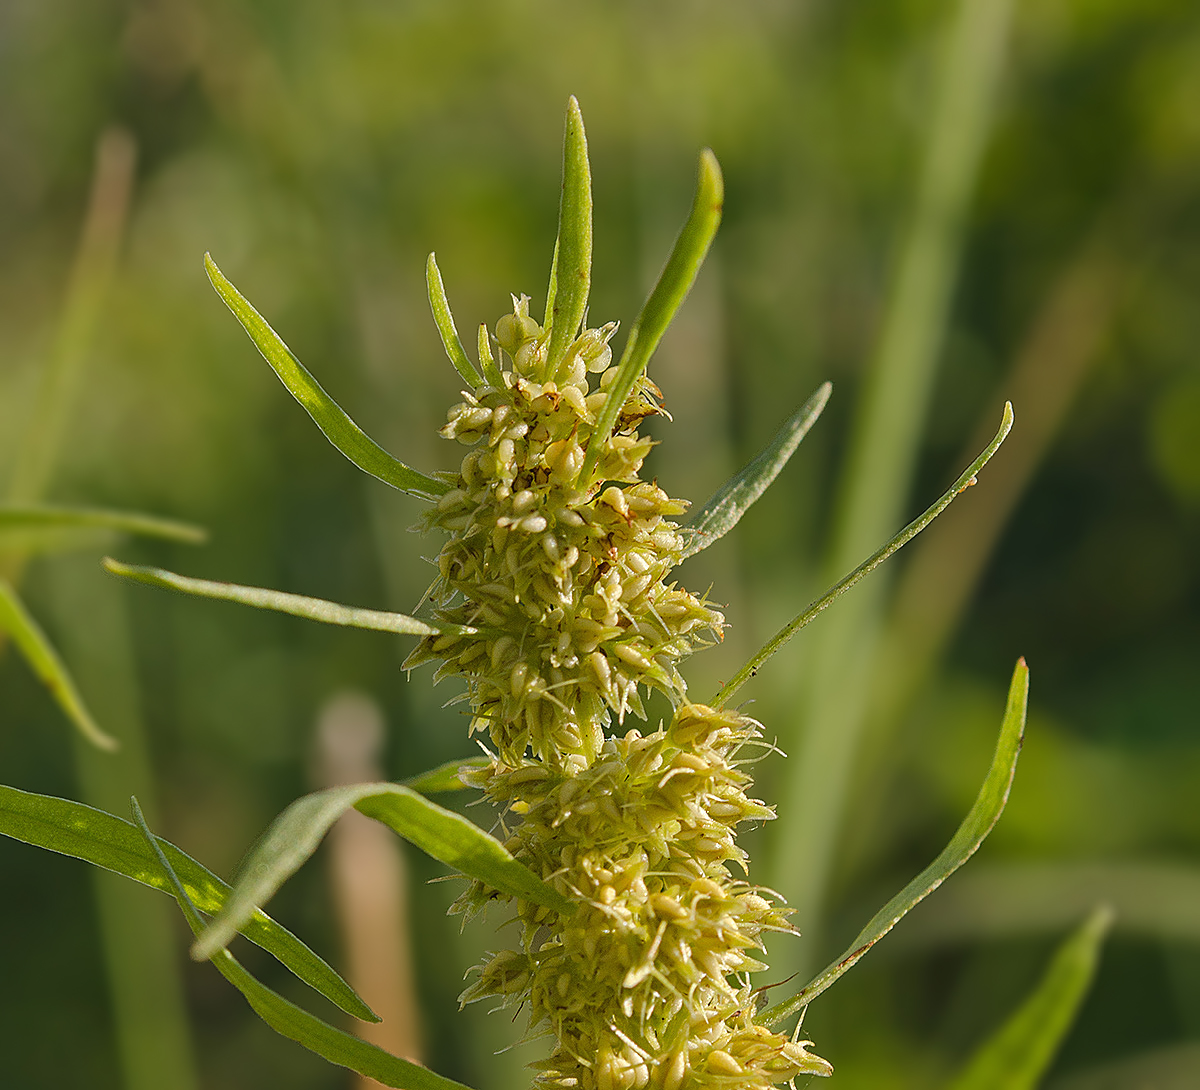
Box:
[413,295,831,1086]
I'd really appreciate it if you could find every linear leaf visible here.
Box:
[0,503,206,544]
[579,148,723,481]
[762,658,1029,1026]
[130,799,473,1090]
[402,756,490,794]
[716,402,1013,707]
[104,558,474,637]
[947,905,1113,1090]
[681,382,831,560]
[0,783,374,1022]
[204,253,447,499]
[426,253,483,388]
[192,781,573,961]
[0,578,117,750]
[546,96,592,377]
[477,323,503,388]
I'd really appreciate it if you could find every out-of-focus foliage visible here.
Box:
[2,1,1198,1088]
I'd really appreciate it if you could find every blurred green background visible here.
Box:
[2,0,1199,1087]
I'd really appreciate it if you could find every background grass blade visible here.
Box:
[681,382,831,561]
[104,558,471,636]
[761,658,1028,1027]
[0,503,206,545]
[401,756,490,794]
[205,252,448,499]
[192,781,572,961]
[0,782,376,1022]
[426,253,483,387]
[0,578,117,750]
[579,148,723,481]
[545,96,592,378]
[130,799,475,1090]
[947,906,1113,1090]
[715,404,1012,708]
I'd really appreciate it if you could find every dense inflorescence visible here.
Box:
[407,296,832,1088]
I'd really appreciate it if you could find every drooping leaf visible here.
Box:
[716,403,1013,707]
[0,578,117,751]
[545,96,592,378]
[204,253,447,500]
[104,558,474,637]
[192,781,573,961]
[761,658,1029,1026]
[402,756,490,794]
[0,503,206,545]
[579,148,723,482]
[681,382,831,560]
[0,783,374,1022]
[426,253,483,388]
[130,799,473,1090]
[947,905,1113,1090]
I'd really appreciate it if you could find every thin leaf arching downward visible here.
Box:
[426,253,483,388]
[0,503,206,545]
[402,756,490,794]
[129,799,473,1090]
[947,905,1113,1090]
[192,781,572,962]
[681,382,831,560]
[579,149,723,482]
[716,402,1013,707]
[205,253,447,499]
[546,96,592,377]
[761,658,1029,1026]
[104,558,474,637]
[0,783,374,1022]
[0,578,117,751]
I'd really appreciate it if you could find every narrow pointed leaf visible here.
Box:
[681,382,831,560]
[426,253,483,388]
[716,403,1013,707]
[204,253,447,499]
[402,756,490,794]
[0,783,374,1022]
[580,148,723,481]
[543,237,559,329]
[948,905,1113,1090]
[104,558,475,637]
[477,323,503,388]
[546,97,592,376]
[0,503,206,544]
[130,799,472,1090]
[762,658,1029,1026]
[0,579,116,750]
[192,781,573,961]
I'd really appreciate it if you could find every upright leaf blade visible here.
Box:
[579,148,723,482]
[0,783,374,1022]
[204,253,447,499]
[192,781,572,961]
[0,578,116,750]
[947,906,1113,1090]
[129,799,473,1090]
[761,658,1029,1026]
[0,503,206,544]
[426,253,483,388]
[104,558,474,637]
[545,97,592,377]
[681,382,832,560]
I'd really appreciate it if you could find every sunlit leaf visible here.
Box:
[545,96,592,378]
[947,905,1113,1090]
[130,799,473,1090]
[402,756,490,794]
[579,148,723,482]
[681,382,831,560]
[204,253,447,500]
[477,322,503,388]
[761,657,1029,1026]
[426,253,483,388]
[716,402,1013,707]
[192,781,573,961]
[104,558,475,637]
[0,783,374,1022]
[0,578,116,751]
